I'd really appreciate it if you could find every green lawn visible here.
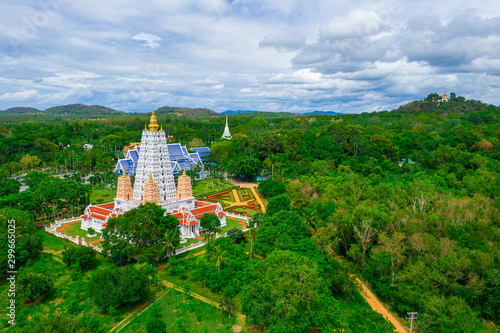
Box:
[192,178,233,197]
[220,217,246,234]
[89,187,116,205]
[57,220,102,243]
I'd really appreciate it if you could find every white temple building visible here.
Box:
[81,107,226,238]
[221,114,232,140]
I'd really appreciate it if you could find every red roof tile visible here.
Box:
[90,206,112,215]
[97,202,115,209]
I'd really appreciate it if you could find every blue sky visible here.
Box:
[1,0,500,113]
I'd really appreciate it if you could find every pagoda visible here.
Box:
[80,106,226,239]
[221,115,232,140]
[132,106,177,202]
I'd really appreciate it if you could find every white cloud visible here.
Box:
[132,32,161,49]
[260,31,306,52]
[1,1,500,113]
[0,90,39,101]
[194,78,220,85]
[320,10,384,41]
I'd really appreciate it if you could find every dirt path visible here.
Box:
[111,276,245,333]
[354,278,406,333]
[230,178,257,188]
[110,289,171,332]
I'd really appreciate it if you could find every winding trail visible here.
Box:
[353,277,406,333]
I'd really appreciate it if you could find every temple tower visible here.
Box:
[442,90,448,102]
[116,174,133,200]
[142,173,160,204]
[221,114,232,140]
[176,169,193,200]
[132,106,177,202]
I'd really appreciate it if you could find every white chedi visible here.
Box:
[132,109,177,202]
[221,114,232,140]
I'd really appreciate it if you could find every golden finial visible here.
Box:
[148,104,159,133]
[160,124,163,132]
[149,172,153,182]
[144,123,147,131]
[121,173,127,178]
[182,169,187,177]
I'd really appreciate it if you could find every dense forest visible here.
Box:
[0,93,499,332]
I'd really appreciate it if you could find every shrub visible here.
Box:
[62,246,97,270]
[18,272,53,303]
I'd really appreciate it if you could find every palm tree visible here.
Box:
[219,297,235,317]
[246,220,257,260]
[202,231,214,245]
[160,229,181,259]
[211,245,230,273]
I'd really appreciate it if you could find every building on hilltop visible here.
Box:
[440,90,448,102]
[221,114,232,140]
[81,107,226,238]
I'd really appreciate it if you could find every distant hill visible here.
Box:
[222,110,259,114]
[1,107,41,113]
[155,106,219,117]
[301,111,343,115]
[395,98,496,114]
[43,104,124,116]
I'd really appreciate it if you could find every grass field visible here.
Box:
[57,221,102,243]
[121,287,236,333]
[192,178,233,197]
[89,187,116,205]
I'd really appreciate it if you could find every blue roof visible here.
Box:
[129,150,138,161]
[191,147,210,161]
[170,161,179,170]
[189,153,201,163]
[167,144,185,160]
[177,160,196,171]
[192,147,209,153]
[181,146,189,157]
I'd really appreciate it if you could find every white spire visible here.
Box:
[132,111,177,202]
[222,114,232,140]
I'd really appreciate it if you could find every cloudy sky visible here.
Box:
[1,0,500,113]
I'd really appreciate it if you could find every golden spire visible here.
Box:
[160,124,163,132]
[149,172,153,182]
[144,123,147,131]
[182,169,187,177]
[121,173,127,178]
[148,104,159,133]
